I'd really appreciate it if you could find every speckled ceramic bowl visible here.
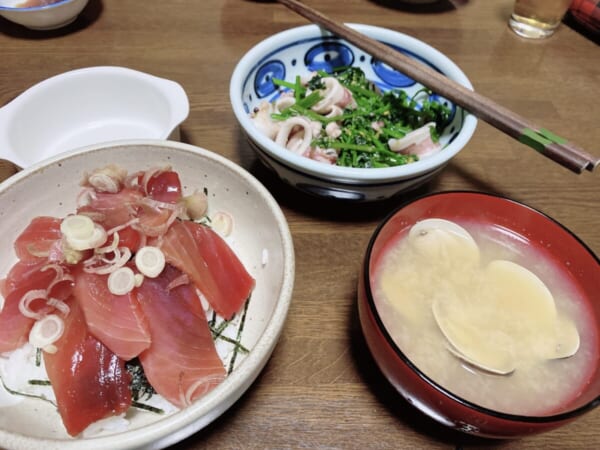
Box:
[358,192,600,438]
[0,0,88,30]
[230,24,477,202]
[0,140,295,449]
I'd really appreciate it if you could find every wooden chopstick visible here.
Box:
[276,0,600,174]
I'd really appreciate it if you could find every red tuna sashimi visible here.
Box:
[73,269,151,360]
[145,170,182,204]
[2,259,56,294]
[0,260,58,352]
[78,188,143,229]
[13,216,62,262]
[44,300,131,436]
[157,221,255,319]
[136,265,226,408]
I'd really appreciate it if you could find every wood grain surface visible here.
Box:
[0,1,598,449]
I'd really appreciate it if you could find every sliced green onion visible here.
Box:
[135,246,165,278]
[108,267,136,295]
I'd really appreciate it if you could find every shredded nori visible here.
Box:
[126,358,156,402]
[0,376,56,407]
[131,401,164,414]
[226,297,251,375]
[28,379,51,386]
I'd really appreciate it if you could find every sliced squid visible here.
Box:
[274,93,296,112]
[251,101,281,140]
[310,77,355,115]
[325,121,342,139]
[306,146,338,165]
[275,116,314,155]
[388,122,441,158]
[325,105,344,119]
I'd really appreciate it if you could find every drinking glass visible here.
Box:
[509,0,573,39]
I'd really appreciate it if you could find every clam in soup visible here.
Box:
[372,218,598,415]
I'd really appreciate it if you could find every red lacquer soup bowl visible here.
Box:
[357,191,600,438]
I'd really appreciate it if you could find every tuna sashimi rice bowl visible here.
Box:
[0,140,294,450]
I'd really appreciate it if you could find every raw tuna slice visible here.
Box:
[0,260,58,353]
[44,300,131,436]
[13,216,62,262]
[73,270,151,360]
[78,188,143,229]
[157,221,255,319]
[2,259,56,294]
[136,264,226,408]
[144,169,182,204]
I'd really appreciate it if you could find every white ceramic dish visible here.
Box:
[230,24,477,202]
[0,0,88,30]
[0,139,295,450]
[0,67,189,168]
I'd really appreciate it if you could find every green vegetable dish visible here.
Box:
[250,67,452,169]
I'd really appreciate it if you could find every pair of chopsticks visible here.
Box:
[276,0,599,174]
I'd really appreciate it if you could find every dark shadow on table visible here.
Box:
[0,0,102,38]
[248,157,437,224]
[427,163,510,198]
[564,12,600,45]
[368,0,469,14]
[177,127,193,147]
[245,161,507,225]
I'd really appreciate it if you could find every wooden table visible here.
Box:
[1,1,598,448]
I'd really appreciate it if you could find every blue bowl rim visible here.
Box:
[0,0,74,12]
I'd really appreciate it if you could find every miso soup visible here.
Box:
[372,218,598,416]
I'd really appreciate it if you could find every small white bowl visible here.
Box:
[0,139,295,449]
[230,24,477,202]
[0,66,190,169]
[0,0,88,30]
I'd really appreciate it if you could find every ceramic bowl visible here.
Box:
[0,139,295,449]
[358,191,600,438]
[230,24,477,202]
[0,0,88,30]
[0,66,189,169]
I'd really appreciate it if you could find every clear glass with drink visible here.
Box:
[509,0,573,39]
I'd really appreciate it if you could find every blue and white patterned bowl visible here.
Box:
[230,24,477,202]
